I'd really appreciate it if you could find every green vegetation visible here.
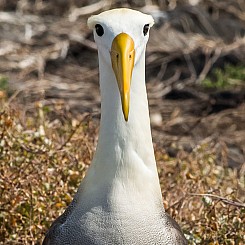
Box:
[0,76,8,92]
[0,103,244,244]
[202,64,245,89]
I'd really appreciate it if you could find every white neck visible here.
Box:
[81,50,163,211]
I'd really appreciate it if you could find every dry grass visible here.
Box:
[0,101,244,245]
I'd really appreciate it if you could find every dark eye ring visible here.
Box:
[143,24,149,36]
[95,24,104,36]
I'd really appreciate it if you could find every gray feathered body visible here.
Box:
[43,195,187,245]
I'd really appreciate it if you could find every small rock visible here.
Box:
[150,113,162,126]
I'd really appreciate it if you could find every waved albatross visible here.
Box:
[43,8,187,245]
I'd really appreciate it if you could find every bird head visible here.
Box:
[88,8,154,121]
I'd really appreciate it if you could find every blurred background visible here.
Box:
[0,0,244,244]
[0,0,244,167]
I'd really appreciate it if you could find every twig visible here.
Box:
[183,53,197,83]
[7,89,23,105]
[189,193,245,208]
[57,112,91,150]
[69,0,112,22]
[196,48,221,84]
[166,196,185,211]
[209,0,245,21]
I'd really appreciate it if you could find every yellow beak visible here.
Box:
[111,33,135,121]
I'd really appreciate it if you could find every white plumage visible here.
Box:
[43,8,187,245]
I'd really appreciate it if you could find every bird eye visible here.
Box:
[143,24,149,36]
[95,24,104,36]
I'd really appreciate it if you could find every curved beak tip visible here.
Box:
[123,103,129,122]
